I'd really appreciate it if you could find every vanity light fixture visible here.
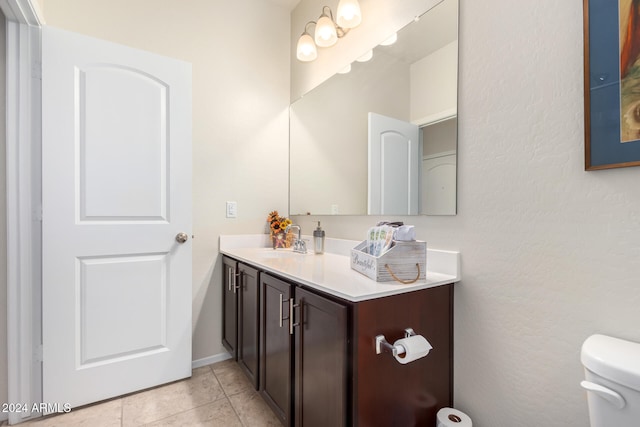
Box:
[336,0,362,28]
[337,64,352,74]
[297,23,318,62]
[380,33,398,46]
[296,0,362,62]
[356,49,373,62]
[315,7,338,47]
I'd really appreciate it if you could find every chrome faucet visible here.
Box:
[285,224,307,254]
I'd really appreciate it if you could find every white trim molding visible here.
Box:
[412,108,457,127]
[423,150,457,161]
[1,0,43,424]
[0,0,44,25]
[191,352,232,370]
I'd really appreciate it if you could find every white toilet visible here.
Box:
[581,334,640,426]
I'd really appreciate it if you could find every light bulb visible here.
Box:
[337,0,362,29]
[315,14,337,47]
[296,33,317,62]
[356,50,373,62]
[337,64,351,74]
[380,33,398,46]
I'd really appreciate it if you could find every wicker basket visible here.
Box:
[351,240,426,283]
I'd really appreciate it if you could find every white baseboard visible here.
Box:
[192,352,232,369]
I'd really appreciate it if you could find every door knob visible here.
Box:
[175,232,189,243]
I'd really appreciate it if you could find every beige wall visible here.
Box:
[410,40,458,124]
[0,9,7,418]
[42,0,291,362]
[291,1,640,426]
[423,118,457,157]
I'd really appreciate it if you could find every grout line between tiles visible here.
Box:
[211,364,249,426]
[136,400,229,427]
[226,395,247,427]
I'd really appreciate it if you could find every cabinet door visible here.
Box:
[294,287,348,427]
[352,284,453,426]
[260,274,293,426]
[238,263,260,389]
[221,256,238,359]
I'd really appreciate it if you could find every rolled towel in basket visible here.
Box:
[394,225,415,241]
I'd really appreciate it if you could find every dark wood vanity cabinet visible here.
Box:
[221,256,238,358]
[221,256,260,389]
[237,263,260,388]
[260,273,348,427]
[294,287,348,427]
[351,283,453,426]
[223,256,453,427]
[259,273,292,424]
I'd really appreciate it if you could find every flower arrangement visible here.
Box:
[267,210,292,234]
[267,210,293,249]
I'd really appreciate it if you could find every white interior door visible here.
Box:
[368,112,420,215]
[42,26,192,410]
[422,153,457,215]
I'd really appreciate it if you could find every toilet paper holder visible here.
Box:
[375,328,416,357]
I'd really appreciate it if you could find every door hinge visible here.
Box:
[35,344,43,362]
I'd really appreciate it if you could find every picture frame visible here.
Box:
[584,0,640,170]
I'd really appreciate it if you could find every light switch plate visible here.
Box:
[226,201,237,218]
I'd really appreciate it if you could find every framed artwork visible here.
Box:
[584,0,640,170]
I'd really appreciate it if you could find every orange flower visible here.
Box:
[267,210,291,234]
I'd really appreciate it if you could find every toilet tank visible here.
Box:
[581,334,640,427]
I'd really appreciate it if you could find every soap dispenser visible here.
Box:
[313,221,325,254]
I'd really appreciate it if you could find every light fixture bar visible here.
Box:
[296,1,361,63]
[315,6,338,47]
[380,33,398,46]
[336,0,362,29]
[297,22,318,62]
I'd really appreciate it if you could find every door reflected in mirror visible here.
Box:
[367,112,420,215]
[289,0,458,216]
[421,118,457,215]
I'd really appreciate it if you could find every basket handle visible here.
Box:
[384,263,421,284]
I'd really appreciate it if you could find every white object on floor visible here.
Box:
[436,407,472,427]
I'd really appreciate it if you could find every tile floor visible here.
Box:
[1,360,282,427]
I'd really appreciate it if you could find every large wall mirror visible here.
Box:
[290,0,458,216]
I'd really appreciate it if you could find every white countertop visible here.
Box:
[219,234,460,302]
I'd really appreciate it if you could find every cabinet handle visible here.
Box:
[279,294,284,328]
[233,271,241,293]
[580,381,626,409]
[227,269,232,291]
[289,298,300,335]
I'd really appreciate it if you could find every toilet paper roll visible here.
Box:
[392,335,432,364]
[436,407,472,427]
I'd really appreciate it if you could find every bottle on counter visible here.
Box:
[313,221,325,254]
